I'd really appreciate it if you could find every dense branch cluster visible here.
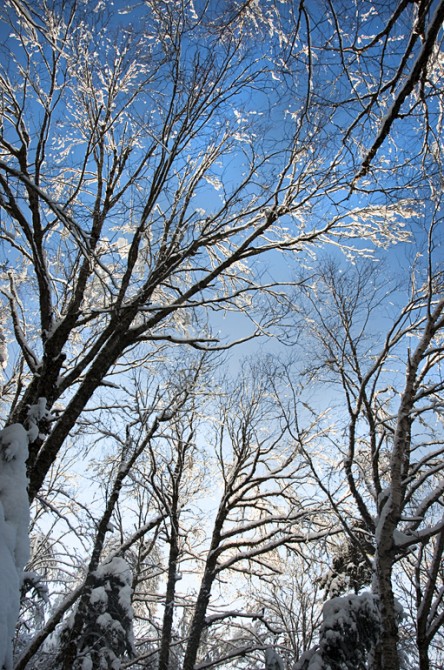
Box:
[0,1,443,669]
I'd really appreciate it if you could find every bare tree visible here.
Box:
[19,355,329,670]
[0,0,438,504]
[413,528,444,670]
[293,252,444,670]
[244,550,325,667]
[139,360,211,670]
[1,0,444,666]
[177,359,330,670]
[14,352,209,669]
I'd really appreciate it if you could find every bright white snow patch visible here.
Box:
[89,586,108,606]
[0,424,30,670]
[27,398,53,443]
[95,556,133,621]
[0,326,7,371]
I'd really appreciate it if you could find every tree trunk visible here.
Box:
[182,561,217,670]
[373,533,400,670]
[158,519,180,670]
[418,641,430,670]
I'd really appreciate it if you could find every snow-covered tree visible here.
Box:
[318,522,374,598]
[0,425,29,669]
[295,592,382,670]
[293,249,444,669]
[20,354,207,670]
[1,0,444,668]
[58,557,134,670]
[0,0,434,504]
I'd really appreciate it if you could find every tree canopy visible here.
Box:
[0,1,443,669]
